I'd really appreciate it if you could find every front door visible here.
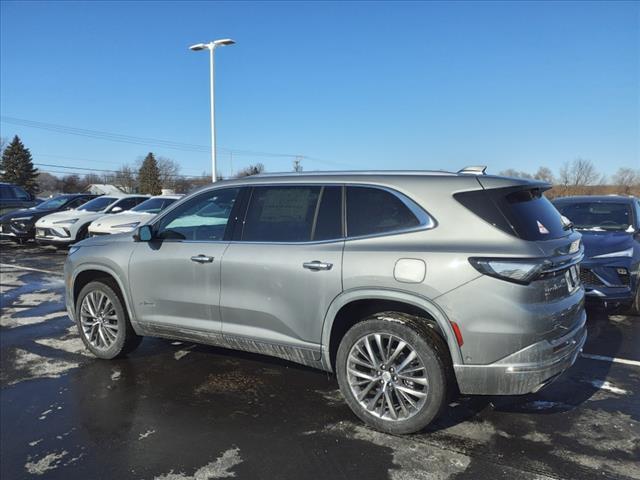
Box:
[220,185,344,351]
[128,187,241,332]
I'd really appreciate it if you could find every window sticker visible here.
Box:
[537,220,549,234]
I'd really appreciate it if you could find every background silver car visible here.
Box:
[64,169,586,434]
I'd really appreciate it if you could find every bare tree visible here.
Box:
[293,157,303,172]
[156,156,181,189]
[499,168,533,179]
[534,166,555,184]
[84,173,103,185]
[36,172,61,195]
[61,174,85,193]
[115,165,137,193]
[558,158,601,190]
[612,167,640,194]
[234,163,265,178]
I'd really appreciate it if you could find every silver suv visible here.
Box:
[64,169,586,434]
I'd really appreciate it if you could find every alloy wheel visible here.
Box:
[80,290,119,350]
[346,333,429,421]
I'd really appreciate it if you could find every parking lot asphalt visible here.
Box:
[1,240,639,480]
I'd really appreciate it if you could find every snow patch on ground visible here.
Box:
[10,349,79,385]
[111,369,122,381]
[174,349,193,360]
[24,450,68,475]
[35,334,89,357]
[153,447,242,479]
[315,389,344,406]
[0,269,26,293]
[14,291,62,306]
[139,429,156,440]
[325,422,471,479]
[0,310,67,328]
[584,379,629,395]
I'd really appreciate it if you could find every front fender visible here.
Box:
[67,262,141,335]
[320,288,463,371]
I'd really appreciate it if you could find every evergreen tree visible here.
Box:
[138,152,162,195]
[0,135,39,193]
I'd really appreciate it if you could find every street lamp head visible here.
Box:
[213,38,235,47]
[189,43,208,51]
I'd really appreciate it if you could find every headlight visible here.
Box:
[54,218,79,225]
[592,247,633,259]
[111,222,140,229]
[469,258,544,284]
[68,245,81,255]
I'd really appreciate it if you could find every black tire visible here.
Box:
[75,224,89,241]
[75,280,142,359]
[336,312,450,434]
[628,286,640,316]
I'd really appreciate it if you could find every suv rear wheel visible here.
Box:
[336,312,449,434]
[75,281,142,359]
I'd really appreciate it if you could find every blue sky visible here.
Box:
[1,1,638,179]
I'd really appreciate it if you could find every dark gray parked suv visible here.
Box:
[64,169,586,434]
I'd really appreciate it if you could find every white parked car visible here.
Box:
[88,195,182,236]
[35,195,149,246]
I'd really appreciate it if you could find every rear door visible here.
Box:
[128,187,241,332]
[220,185,344,353]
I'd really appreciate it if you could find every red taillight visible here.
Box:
[450,321,464,347]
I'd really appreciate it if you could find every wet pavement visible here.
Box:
[1,240,639,480]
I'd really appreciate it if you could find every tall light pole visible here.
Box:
[189,38,235,182]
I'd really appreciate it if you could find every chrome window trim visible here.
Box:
[148,182,437,245]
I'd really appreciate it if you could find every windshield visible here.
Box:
[35,196,70,210]
[131,197,178,214]
[77,197,116,212]
[555,202,633,231]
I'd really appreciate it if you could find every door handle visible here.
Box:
[303,261,333,271]
[191,254,214,264]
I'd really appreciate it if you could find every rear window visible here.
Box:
[554,201,633,231]
[455,187,567,240]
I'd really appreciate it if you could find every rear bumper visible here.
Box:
[454,310,587,395]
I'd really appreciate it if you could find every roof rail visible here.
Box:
[457,165,487,175]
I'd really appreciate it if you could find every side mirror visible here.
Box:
[135,225,153,242]
[110,206,123,213]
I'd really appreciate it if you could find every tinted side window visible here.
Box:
[242,186,321,242]
[12,186,30,200]
[313,186,342,241]
[157,188,239,241]
[67,197,90,209]
[112,197,146,212]
[346,187,421,237]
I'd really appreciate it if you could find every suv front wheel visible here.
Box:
[336,312,450,434]
[75,280,142,359]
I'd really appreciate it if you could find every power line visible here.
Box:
[34,162,206,179]
[1,116,351,167]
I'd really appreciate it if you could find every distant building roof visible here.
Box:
[83,184,125,195]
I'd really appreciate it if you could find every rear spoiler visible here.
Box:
[457,165,487,176]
